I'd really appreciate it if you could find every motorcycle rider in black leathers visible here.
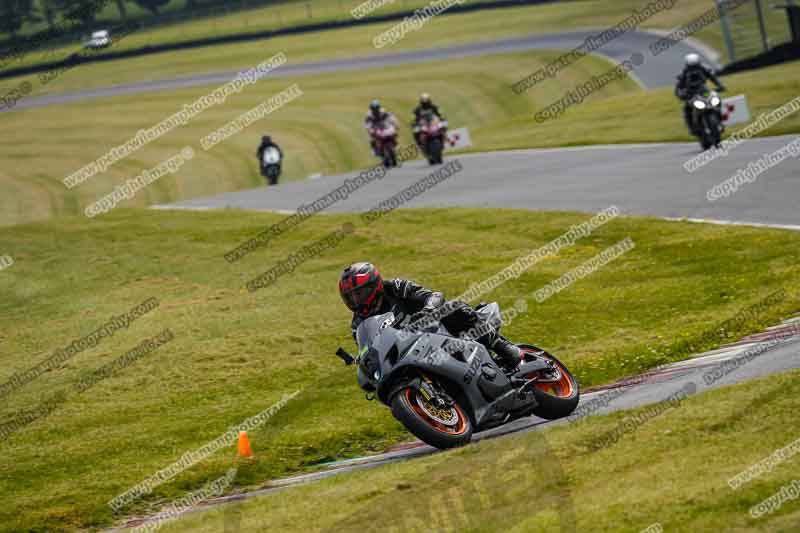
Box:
[339,262,522,371]
[675,53,726,135]
[411,93,445,148]
[364,100,398,157]
[257,134,282,164]
[256,135,283,184]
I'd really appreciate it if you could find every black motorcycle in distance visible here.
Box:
[335,303,580,449]
[260,146,282,185]
[689,87,725,151]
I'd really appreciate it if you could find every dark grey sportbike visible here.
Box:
[689,87,725,150]
[335,303,580,449]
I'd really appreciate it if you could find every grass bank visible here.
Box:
[474,58,800,151]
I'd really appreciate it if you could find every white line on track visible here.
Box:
[456,142,683,159]
[661,216,800,232]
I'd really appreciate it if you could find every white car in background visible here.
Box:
[84,30,111,50]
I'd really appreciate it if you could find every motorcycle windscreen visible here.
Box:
[474,302,501,332]
[356,312,394,350]
[262,147,281,165]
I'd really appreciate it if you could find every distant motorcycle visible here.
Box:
[335,303,580,449]
[260,146,282,185]
[369,122,399,168]
[689,88,724,150]
[414,110,447,165]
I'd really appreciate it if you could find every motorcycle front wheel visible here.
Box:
[427,138,443,165]
[707,113,722,147]
[391,385,473,449]
[264,166,280,185]
[383,145,398,168]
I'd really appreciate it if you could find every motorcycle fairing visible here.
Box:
[355,308,538,430]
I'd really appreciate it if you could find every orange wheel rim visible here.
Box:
[405,388,468,435]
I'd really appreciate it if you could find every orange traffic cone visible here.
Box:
[237,431,253,458]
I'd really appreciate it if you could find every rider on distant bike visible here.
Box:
[256,135,283,184]
[411,93,445,148]
[364,100,398,157]
[256,135,282,164]
[675,53,726,135]
[339,262,521,371]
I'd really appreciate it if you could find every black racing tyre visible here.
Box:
[390,387,473,449]
[265,165,280,185]
[383,146,398,168]
[699,114,719,151]
[708,114,722,146]
[518,345,580,420]
[429,138,443,165]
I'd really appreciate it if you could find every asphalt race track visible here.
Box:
[158,135,800,229]
[9,29,715,112]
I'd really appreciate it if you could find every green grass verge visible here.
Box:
[1,207,799,531]
[0,50,640,227]
[158,368,800,533]
[5,0,724,95]
[474,58,800,151]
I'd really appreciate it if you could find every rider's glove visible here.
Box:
[409,309,438,331]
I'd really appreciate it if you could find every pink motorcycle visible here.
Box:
[415,110,447,165]
[370,122,399,168]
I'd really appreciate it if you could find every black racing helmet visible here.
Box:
[339,262,384,317]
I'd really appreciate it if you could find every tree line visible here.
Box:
[0,0,267,38]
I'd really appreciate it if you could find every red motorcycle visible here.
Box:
[370,122,399,168]
[415,110,447,165]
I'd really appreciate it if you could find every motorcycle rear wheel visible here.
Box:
[391,386,473,449]
[518,345,580,420]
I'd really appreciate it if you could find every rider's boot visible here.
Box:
[490,334,522,372]
[413,131,423,150]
